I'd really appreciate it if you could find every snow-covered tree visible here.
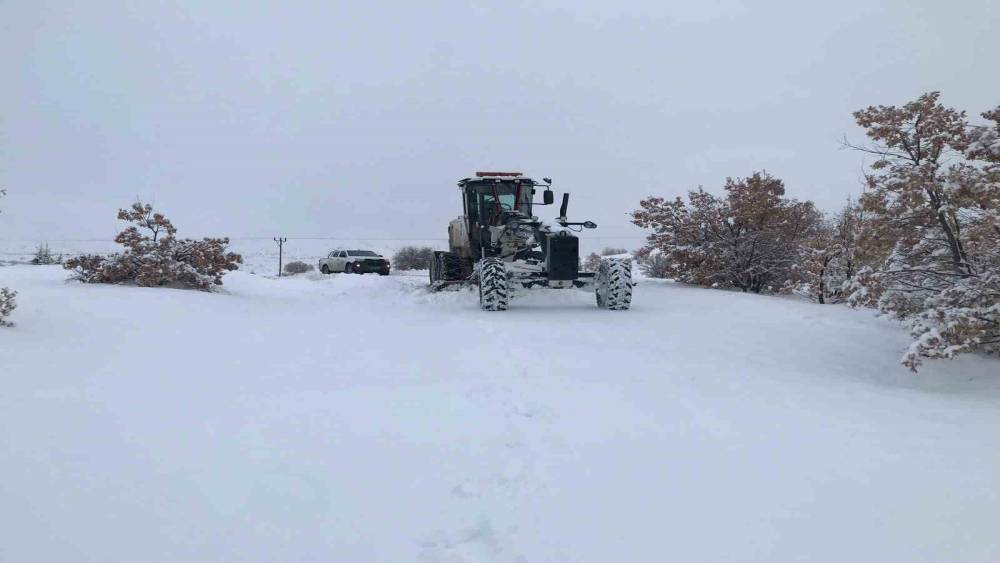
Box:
[64,202,242,290]
[786,218,842,303]
[785,201,864,304]
[632,171,821,293]
[965,105,1000,240]
[846,93,1000,369]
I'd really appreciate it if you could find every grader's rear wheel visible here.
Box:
[430,251,463,284]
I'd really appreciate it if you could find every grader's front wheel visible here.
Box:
[596,258,632,310]
[478,258,509,311]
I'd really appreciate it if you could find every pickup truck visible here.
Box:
[318,249,390,275]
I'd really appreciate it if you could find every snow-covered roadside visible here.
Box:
[1,265,998,562]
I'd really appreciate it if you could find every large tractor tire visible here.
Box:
[430,251,464,284]
[596,258,632,310]
[478,257,509,311]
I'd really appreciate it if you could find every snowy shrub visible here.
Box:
[784,221,844,303]
[0,287,15,327]
[284,261,314,274]
[903,270,1000,368]
[31,243,58,265]
[632,171,821,293]
[392,246,435,270]
[583,248,630,272]
[634,247,672,279]
[845,93,1000,369]
[64,202,242,290]
[783,203,864,304]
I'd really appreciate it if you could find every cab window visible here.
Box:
[475,181,531,225]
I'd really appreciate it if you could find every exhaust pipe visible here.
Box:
[559,193,569,220]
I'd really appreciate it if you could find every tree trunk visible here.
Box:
[818,264,826,304]
[927,187,971,275]
[935,209,971,275]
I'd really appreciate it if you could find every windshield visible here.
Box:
[475,181,533,224]
[347,250,379,257]
[483,191,516,212]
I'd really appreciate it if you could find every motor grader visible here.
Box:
[429,172,632,311]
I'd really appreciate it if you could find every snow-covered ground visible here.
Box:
[2,265,999,562]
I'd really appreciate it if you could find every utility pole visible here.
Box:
[274,237,287,277]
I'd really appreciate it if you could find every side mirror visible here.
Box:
[583,221,597,229]
[543,189,554,205]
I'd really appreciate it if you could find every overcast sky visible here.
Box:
[2,0,998,242]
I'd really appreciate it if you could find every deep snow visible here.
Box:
[1,265,999,562]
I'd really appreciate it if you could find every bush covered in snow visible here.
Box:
[392,246,435,270]
[0,287,16,327]
[583,247,630,272]
[582,253,601,272]
[845,92,1000,369]
[64,202,242,290]
[781,203,864,304]
[632,171,821,293]
[633,247,672,279]
[283,261,314,275]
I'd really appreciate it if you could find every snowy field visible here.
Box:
[2,265,999,562]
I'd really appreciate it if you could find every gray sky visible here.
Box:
[2,0,998,242]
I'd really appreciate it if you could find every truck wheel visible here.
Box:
[478,258,509,311]
[596,258,632,310]
[344,263,352,274]
[321,264,330,275]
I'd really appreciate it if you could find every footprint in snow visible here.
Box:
[417,518,526,563]
[451,481,481,499]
